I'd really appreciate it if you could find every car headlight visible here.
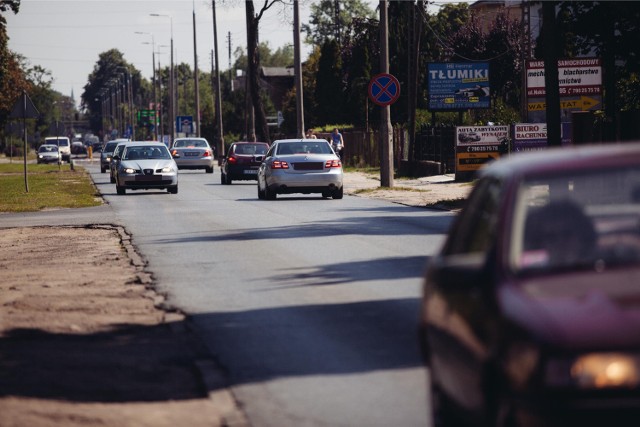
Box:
[161,166,175,173]
[106,156,112,161]
[546,353,640,389]
[123,167,137,174]
[38,155,43,159]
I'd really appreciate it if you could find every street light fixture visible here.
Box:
[150,13,175,143]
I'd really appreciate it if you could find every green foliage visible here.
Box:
[302,0,375,46]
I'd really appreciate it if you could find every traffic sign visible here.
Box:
[368,73,401,106]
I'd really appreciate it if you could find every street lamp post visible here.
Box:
[151,13,175,144]
[192,1,201,137]
[136,31,157,140]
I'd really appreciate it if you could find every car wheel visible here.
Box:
[168,185,178,194]
[257,182,265,199]
[116,185,126,195]
[321,190,331,198]
[110,175,116,184]
[206,166,214,174]
[101,167,106,173]
[332,186,344,199]
[265,184,277,200]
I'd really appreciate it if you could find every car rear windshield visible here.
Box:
[173,139,209,148]
[277,142,331,155]
[234,144,267,155]
[511,166,640,274]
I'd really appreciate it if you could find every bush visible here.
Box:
[3,142,23,158]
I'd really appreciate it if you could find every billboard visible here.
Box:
[526,58,602,97]
[428,62,490,110]
[513,123,547,151]
[455,125,508,173]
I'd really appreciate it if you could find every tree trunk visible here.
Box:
[246,1,270,143]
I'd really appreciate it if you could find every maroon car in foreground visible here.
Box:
[420,143,640,427]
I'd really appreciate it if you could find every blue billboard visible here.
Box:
[427,62,490,110]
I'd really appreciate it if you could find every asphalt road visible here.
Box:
[6,161,456,427]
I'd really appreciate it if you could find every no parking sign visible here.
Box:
[368,73,401,106]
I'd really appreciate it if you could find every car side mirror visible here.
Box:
[255,155,264,162]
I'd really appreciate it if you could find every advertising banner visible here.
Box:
[428,62,490,110]
[455,125,508,173]
[526,58,602,97]
[513,123,547,151]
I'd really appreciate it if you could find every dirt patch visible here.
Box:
[0,226,232,427]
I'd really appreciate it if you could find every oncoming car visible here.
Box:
[170,137,215,173]
[113,142,178,195]
[257,139,343,200]
[36,144,61,164]
[101,139,128,173]
[220,141,269,184]
[419,143,640,427]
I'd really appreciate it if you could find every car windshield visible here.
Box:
[234,144,267,155]
[39,145,57,153]
[277,142,331,155]
[510,166,640,274]
[174,139,208,148]
[124,146,171,160]
[104,142,119,152]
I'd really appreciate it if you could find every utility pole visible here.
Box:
[379,0,394,187]
[293,0,304,137]
[212,0,225,157]
[193,1,201,137]
[542,2,561,146]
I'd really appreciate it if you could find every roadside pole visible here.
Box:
[379,0,394,187]
[9,91,39,193]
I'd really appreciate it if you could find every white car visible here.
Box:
[36,144,61,164]
[257,139,343,200]
[114,142,178,195]
[170,137,215,173]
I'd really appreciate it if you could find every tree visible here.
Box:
[302,0,375,47]
[81,49,145,138]
[0,1,27,125]
[314,40,345,124]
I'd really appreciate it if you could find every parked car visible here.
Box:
[101,139,128,173]
[113,141,178,195]
[220,141,269,184]
[419,143,640,427]
[257,139,343,200]
[36,144,61,164]
[170,137,214,173]
[44,136,71,162]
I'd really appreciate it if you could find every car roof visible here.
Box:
[233,141,268,145]
[273,139,323,144]
[479,143,640,180]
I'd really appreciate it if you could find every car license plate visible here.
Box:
[185,152,200,157]
[135,175,161,182]
[244,170,258,174]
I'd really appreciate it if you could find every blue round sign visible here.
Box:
[368,73,401,106]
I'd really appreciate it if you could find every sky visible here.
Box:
[6,0,458,108]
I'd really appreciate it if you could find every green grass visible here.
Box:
[0,163,102,212]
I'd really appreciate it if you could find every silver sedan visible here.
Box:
[257,139,343,200]
[170,138,214,173]
[114,142,178,195]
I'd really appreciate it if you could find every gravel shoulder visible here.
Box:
[0,170,471,427]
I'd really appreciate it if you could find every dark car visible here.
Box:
[220,141,269,184]
[100,140,126,173]
[419,143,640,427]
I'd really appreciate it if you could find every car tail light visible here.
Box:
[171,149,178,156]
[227,155,237,164]
[325,159,342,168]
[203,150,211,157]
[271,160,289,169]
